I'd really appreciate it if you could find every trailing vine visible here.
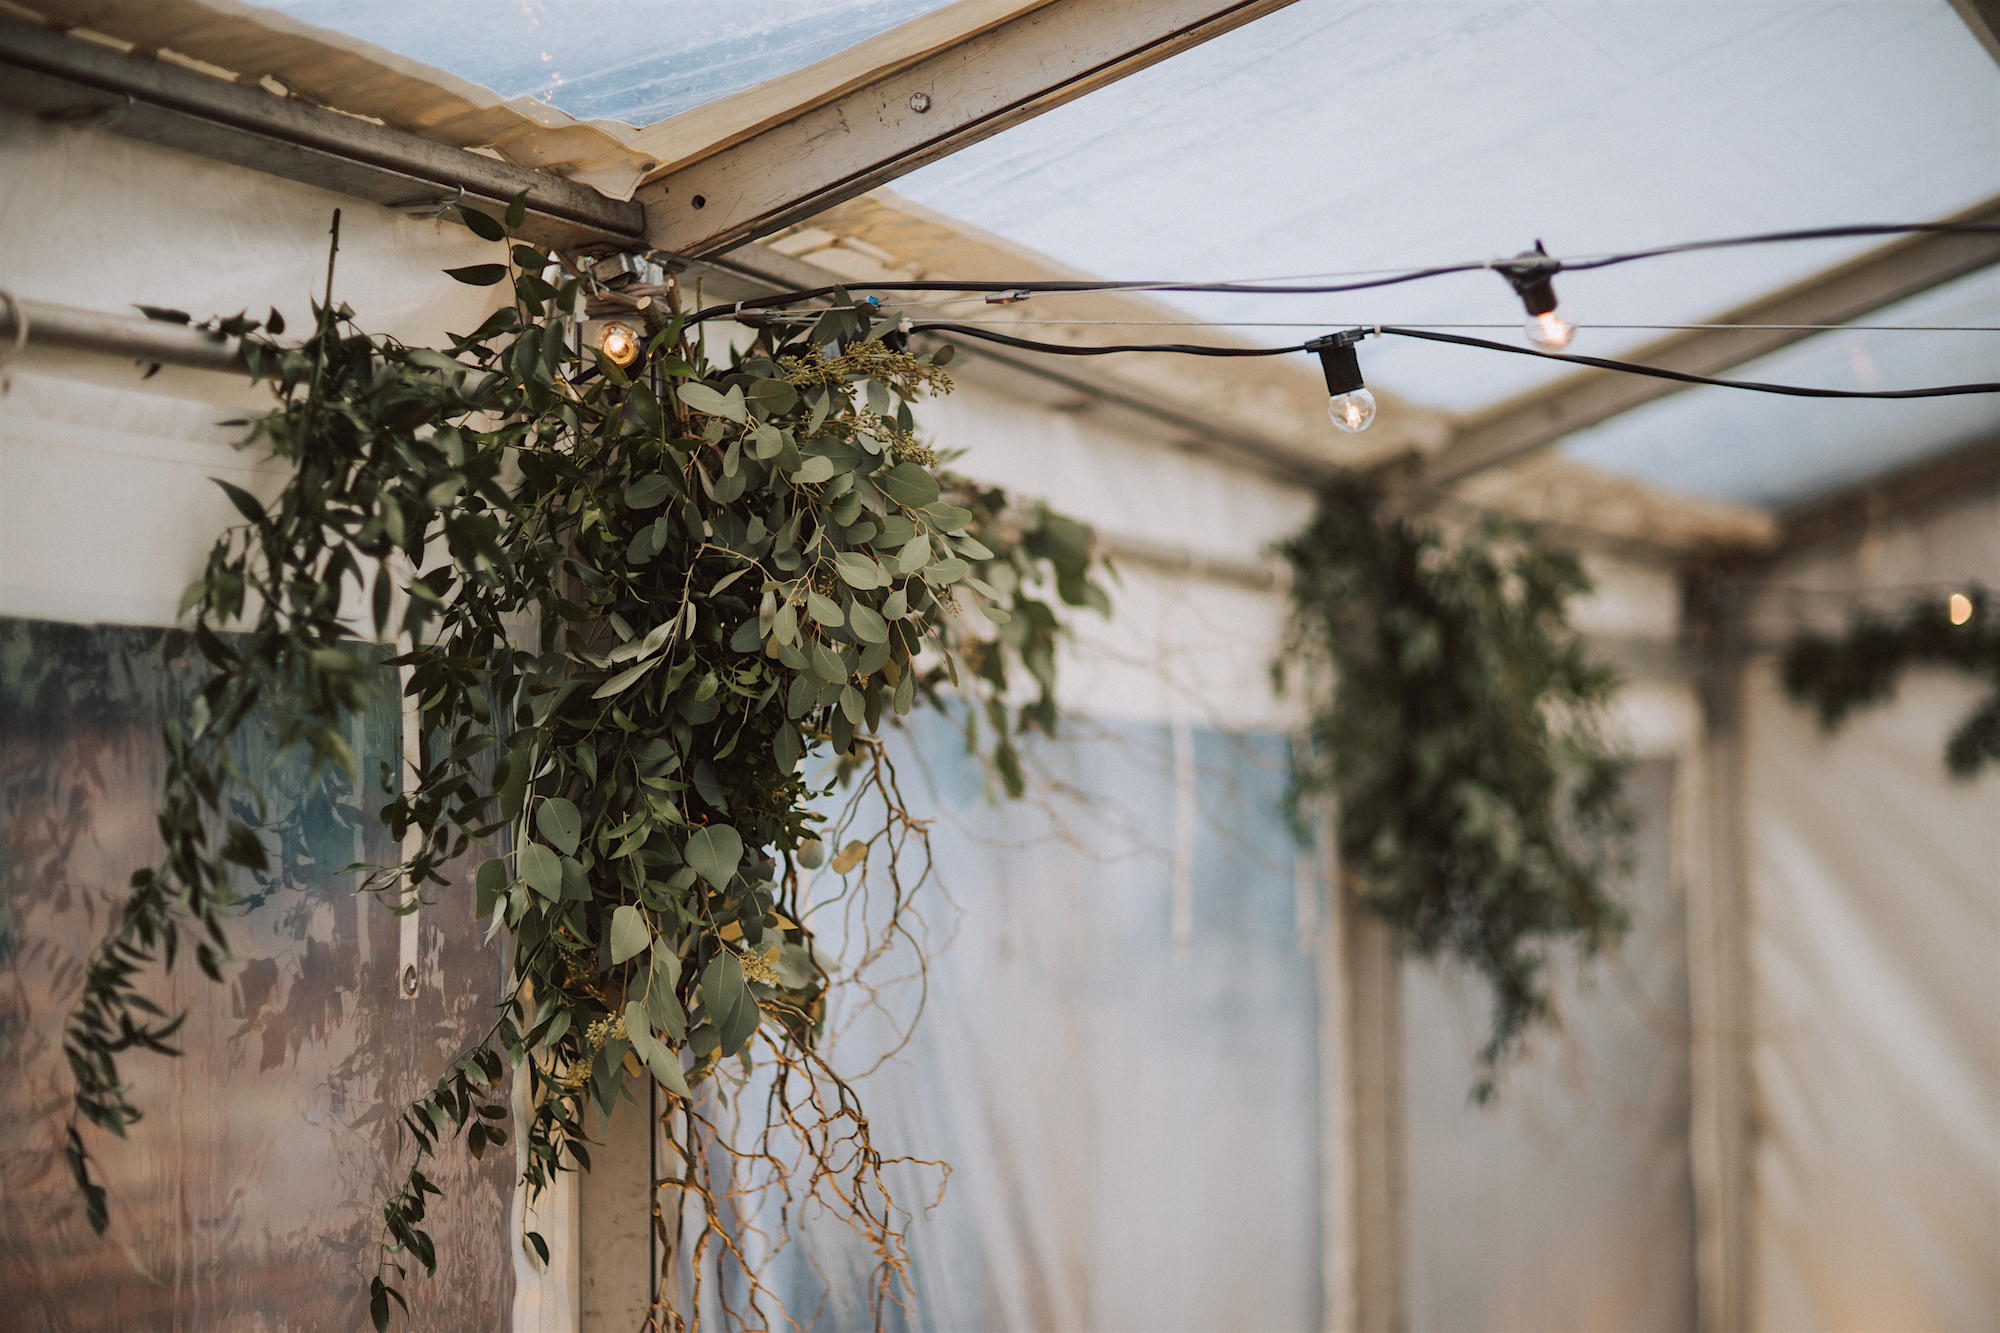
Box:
[59,198,1108,1329]
[1277,481,1633,1099]
[1780,585,1997,776]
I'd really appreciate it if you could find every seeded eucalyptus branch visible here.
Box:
[62,195,1109,1330]
[1278,481,1632,1099]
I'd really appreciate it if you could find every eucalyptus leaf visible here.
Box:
[924,558,969,586]
[877,464,940,510]
[474,858,507,917]
[791,456,836,486]
[677,382,747,423]
[535,798,581,856]
[518,844,562,901]
[594,655,662,699]
[847,602,888,644]
[610,906,651,964]
[834,551,885,590]
[625,475,672,509]
[806,591,845,627]
[684,824,743,890]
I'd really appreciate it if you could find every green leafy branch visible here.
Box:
[1780,584,1997,776]
[63,193,1108,1331]
[1277,480,1633,1099]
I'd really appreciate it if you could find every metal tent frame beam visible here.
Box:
[0,17,645,252]
[631,0,1303,259]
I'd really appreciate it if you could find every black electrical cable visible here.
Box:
[899,319,2000,401]
[681,221,2000,321]
[1375,325,2000,399]
[902,322,1297,358]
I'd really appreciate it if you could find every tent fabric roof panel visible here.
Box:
[881,0,2000,503]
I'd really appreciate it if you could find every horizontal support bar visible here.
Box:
[0,18,644,252]
[1774,429,2000,556]
[0,292,249,372]
[1100,533,1284,592]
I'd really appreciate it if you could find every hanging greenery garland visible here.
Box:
[1780,585,1997,776]
[1277,481,1633,1099]
[59,198,1109,1329]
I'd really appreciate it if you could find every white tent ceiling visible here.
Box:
[261,0,2000,507]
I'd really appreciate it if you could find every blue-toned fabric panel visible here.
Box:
[0,618,513,1331]
[767,711,1323,1332]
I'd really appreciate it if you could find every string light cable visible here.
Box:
[889,319,2000,408]
[682,220,2000,315]
[639,220,2000,431]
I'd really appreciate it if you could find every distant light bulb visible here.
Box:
[1949,592,1974,625]
[598,321,640,367]
[1328,387,1377,433]
[1526,310,1575,350]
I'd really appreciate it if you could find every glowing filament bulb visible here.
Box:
[1312,332,1376,433]
[1949,592,1974,625]
[1526,310,1575,351]
[599,321,640,367]
[1328,387,1377,433]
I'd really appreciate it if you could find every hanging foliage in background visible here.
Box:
[1277,480,1633,1100]
[59,198,1109,1331]
[1780,585,1997,776]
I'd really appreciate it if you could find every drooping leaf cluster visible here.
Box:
[62,198,1108,1329]
[1780,584,1997,777]
[1277,481,1632,1098]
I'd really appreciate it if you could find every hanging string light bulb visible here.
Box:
[596,320,641,367]
[1498,241,1575,351]
[1306,330,1376,432]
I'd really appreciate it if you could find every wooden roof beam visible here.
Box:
[1949,0,2000,67]
[0,17,644,251]
[631,0,1303,259]
[1401,192,2000,495]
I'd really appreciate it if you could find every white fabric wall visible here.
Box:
[1742,487,2000,1333]
[1400,756,1702,1333]
[0,108,505,628]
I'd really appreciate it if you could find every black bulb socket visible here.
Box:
[1306,329,1368,396]
[1499,240,1562,317]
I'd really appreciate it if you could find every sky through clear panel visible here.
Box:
[1558,266,2000,506]
[891,1,2000,428]
[259,0,956,126]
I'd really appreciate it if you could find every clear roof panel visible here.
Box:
[1559,266,2000,507]
[890,0,1999,500]
[260,0,957,126]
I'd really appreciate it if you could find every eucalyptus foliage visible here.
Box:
[61,199,1106,1329]
[1278,481,1632,1097]
[1781,584,1997,777]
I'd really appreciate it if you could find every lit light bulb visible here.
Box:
[1329,387,1377,433]
[1949,592,1974,625]
[1499,241,1575,352]
[1525,310,1575,351]
[598,321,640,367]
[1309,330,1376,434]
